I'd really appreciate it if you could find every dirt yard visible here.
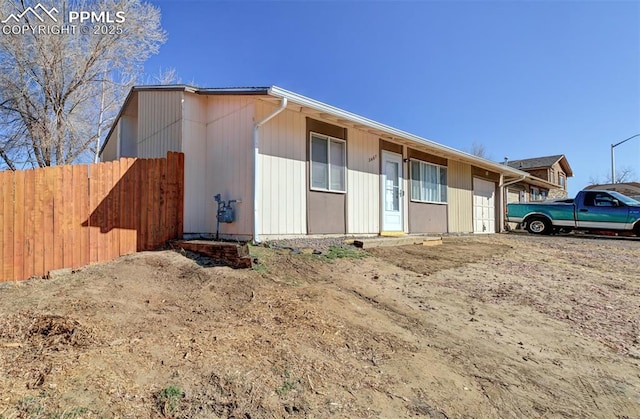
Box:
[0,234,638,418]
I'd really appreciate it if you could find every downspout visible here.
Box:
[499,175,526,232]
[253,97,288,244]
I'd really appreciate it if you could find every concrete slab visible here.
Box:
[352,236,442,249]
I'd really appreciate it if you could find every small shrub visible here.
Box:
[275,380,296,396]
[324,246,367,260]
[157,385,183,417]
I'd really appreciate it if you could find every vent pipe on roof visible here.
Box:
[252,97,288,244]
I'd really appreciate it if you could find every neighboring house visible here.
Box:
[506,155,573,201]
[584,182,640,201]
[100,85,539,241]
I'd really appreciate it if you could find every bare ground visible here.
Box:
[0,234,638,418]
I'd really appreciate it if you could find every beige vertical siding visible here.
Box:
[119,115,138,157]
[447,160,473,233]
[205,96,255,238]
[347,129,380,234]
[181,93,208,234]
[136,90,183,158]
[101,120,119,162]
[256,100,307,237]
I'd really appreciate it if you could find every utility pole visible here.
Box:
[610,134,640,183]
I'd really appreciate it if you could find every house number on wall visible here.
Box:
[368,154,377,163]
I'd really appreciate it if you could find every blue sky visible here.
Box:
[145,0,640,195]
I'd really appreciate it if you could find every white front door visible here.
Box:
[473,177,496,234]
[381,151,404,232]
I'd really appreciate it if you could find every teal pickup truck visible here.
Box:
[506,190,640,236]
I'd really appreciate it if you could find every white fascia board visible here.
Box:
[267,86,529,178]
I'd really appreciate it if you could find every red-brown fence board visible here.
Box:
[145,159,155,251]
[53,165,63,271]
[0,152,184,282]
[33,169,45,277]
[23,170,35,279]
[13,170,25,282]
[3,171,15,281]
[0,171,4,279]
[88,164,99,265]
[73,164,88,269]
[43,168,55,274]
[176,153,185,238]
[61,165,73,269]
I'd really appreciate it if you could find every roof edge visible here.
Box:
[99,87,137,157]
[267,86,530,177]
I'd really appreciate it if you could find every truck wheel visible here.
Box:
[634,223,640,237]
[526,216,551,235]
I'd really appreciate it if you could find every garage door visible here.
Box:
[473,177,495,234]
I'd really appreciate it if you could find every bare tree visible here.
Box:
[612,167,636,184]
[469,141,487,158]
[588,166,637,185]
[0,0,167,169]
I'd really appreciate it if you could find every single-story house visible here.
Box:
[99,85,541,241]
[505,155,573,202]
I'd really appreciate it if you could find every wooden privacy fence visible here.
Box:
[0,152,184,282]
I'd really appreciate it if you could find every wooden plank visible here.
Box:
[99,162,112,263]
[2,170,14,281]
[53,165,64,270]
[88,163,100,264]
[2,171,15,281]
[110,159,120,260]
[73,165,88,269]
[149,158,157,248]
[99,162,108,263]
[33,169,45,277]
[117,158,126,256]
[13,170,25,281]
[0,171,4,281]
[126,158,137,254]
[176,153,185,239]
[131,158,140,252]
[22,170,35,280]
[118,158,129,255]
[128,158,137,254]
[138,159,148,251]
[80,165,90,268]
[61,165,73,269]
[172,152,181,239]
[166,152,177,240]
[158,157,168,244]
[100,162,110,263]
[142,159,156,250]
[43,167,55,276]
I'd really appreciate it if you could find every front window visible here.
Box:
[410,160,447,203]
[310,133,346,192]
[531,187,540,201]
[559,174,566,188]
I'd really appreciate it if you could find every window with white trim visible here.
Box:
[531,187,540,201]
[410,159,447,203]
[310,133,346,192]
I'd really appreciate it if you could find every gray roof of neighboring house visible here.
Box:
[507,154,573,176]
[584,182,640,194]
